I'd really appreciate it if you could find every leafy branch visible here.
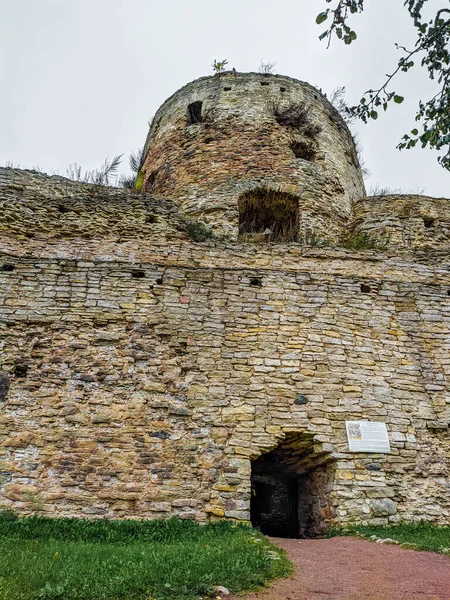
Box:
[316,1,450,170]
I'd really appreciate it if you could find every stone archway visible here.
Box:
[250,433,336,538]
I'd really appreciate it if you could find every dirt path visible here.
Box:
[232,537,450,600]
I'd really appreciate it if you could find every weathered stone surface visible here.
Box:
[371,499,398,517]
[352,194,450,250]
[0,75,449,532]
[427,421,449,431]
[142,72,365,241]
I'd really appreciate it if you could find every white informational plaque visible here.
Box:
[345,421,391,453]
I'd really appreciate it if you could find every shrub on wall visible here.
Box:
[185,220,214,242]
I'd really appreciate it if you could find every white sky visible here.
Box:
[1,0,448,197]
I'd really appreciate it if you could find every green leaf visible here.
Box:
[318,31,328,41]
[411,128,418,135]
[316,12,328,24]
[393,95,404,104]
[370,110,378,120]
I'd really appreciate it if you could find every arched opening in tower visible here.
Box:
[250,433,335,538]
[238,189,299,242]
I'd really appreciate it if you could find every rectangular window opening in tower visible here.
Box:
[238,189,299,243]
[187,101,203,125]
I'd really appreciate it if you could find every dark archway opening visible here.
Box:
[238,189,299,242]
[251,472,299,537]
[250,434,335,538]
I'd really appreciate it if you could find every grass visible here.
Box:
[329,521,450,554]
[340,231,389,250]
[0,513,292,600]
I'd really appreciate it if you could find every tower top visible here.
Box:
[141,72,365,243]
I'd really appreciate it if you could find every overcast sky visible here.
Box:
[1,0,448,197]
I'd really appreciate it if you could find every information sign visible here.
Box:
[345,421,391,453]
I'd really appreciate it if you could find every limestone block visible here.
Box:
[224,510,250,520]
[205,505,225,517]
[371,499,397,516]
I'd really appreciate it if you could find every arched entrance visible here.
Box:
[238,189,299,242]
[250,433,336,538]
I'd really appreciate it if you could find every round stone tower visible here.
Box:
[141,72,365,242]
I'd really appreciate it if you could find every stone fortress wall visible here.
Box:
[0,165,449,534]
[353,194,450,250]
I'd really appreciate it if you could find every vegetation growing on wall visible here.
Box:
[273,102,322,139]
[340,231,389,250]
[66,155,123,186]
[119,148,145,190]
[185,219,214,242]
[273,103,322,163]
[212,59,229,74]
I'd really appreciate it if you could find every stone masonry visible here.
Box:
[0,72,449,535]
[141,72,365,242]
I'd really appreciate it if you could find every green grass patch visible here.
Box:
[340,231,389,251]
[329,521,450,554]
[0,513,292,600]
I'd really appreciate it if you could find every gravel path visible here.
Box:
[232,537,450,600]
